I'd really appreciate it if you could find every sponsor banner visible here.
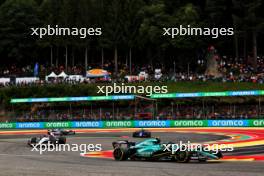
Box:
[103,121,134,128]
[11,95,135,103]
[72,121,103,128]
[16,122,44,129]
[248,119,264,127]
[134,120,170,128]
[208,120,248,127]
[151,90,264,99]
[44,121,71,128]
[0,122,16,129]
[171,120,207,127]
[2,119,264,129]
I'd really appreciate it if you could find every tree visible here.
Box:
[232,0,264,71]
[99,0,126,76]
[0,0,40,64]
[76,0,101,70]
[139,1,170,65]
[38,0,63,66]
[59,0,79,70]
[139,2,203,67]
[123,0,145,74]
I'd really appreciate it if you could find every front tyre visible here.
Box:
[175,151,190,163]
[113,147,128,161]
[215,151,223,159]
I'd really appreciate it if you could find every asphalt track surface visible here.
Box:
[0,130,263,176]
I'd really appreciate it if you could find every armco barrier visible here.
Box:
[171,120,208,127]
[0,119,264,129]
[0,122,16,129]
[249,119,264,127]
[103,121,134,128]
[135,120,170,128]
[16,122,44,129]
[44,121,71,128]
[72,121,103,128]
[208,120,249,127]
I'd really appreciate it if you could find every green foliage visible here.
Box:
[0,0,263,67]
[0,0,40,61]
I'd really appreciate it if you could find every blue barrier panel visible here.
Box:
[72,121,103,128]
[134,120,170,128]
[208,120,249,127]
[16,122,44,129]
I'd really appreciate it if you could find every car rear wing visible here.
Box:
[112,140,136,149]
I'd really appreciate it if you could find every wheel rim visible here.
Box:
[176,151,187,161]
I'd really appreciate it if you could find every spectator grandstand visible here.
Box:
[0,55,264,87]
[3,103,262,123]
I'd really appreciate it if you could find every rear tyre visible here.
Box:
[113,147,128,161]
[28,137,37,146]
[30,137,37,144]
[198,158,207,162]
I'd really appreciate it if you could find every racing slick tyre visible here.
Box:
[215,151,223,159]
[49,135,57,144]
[175,151,190,163]
[58,137,66,144]
[198,158,207,162]
[28,137,37,146]
[113,147,128,161]
[30,137,37,144]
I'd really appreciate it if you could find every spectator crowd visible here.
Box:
[2,103,262,122]
[0,55,264,87]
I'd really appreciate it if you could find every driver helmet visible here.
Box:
[155,137,161,144]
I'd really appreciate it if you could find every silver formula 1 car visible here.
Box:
[48,129,76,136]
[28,134,66,147]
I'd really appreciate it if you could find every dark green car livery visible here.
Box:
[112,138,223,162]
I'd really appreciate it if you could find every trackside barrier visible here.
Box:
[0,119,264,129]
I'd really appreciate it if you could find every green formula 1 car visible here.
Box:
[112,138,223,162]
